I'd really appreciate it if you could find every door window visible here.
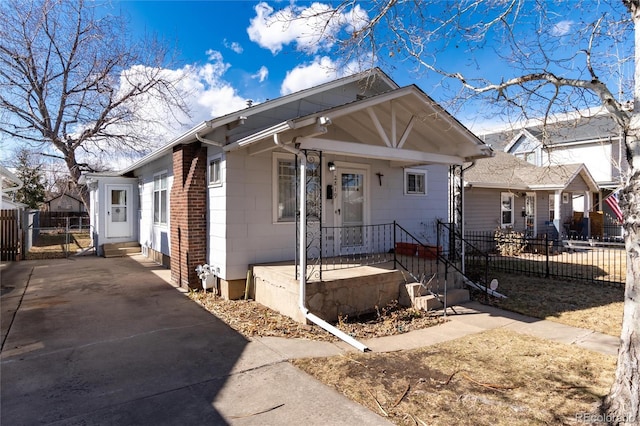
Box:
[111,190,127,223]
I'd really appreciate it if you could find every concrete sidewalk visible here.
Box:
[1,254,620,425]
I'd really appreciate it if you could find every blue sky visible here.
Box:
[100,1,632,137]
[102,0,491,134]
[90,0,628,150]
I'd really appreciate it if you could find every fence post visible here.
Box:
[393,221,397,270]
[65,217,70,258]
[545,234,550,277]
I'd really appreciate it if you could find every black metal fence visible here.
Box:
[312,222,626,287]
[463,230,626,287]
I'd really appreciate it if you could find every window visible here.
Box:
[549,197,555,221]
[275,156,296,222]
[209,157,222,186]
[501,192,514,227]
[153,173,167,224]
[404,169,427,195]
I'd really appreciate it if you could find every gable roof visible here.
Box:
[464,151,598,192]
[478,107,622,151]
[119,68,398,174]
[45,192,83,204]
[226,84,492,165]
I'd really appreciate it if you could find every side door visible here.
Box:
[105,184,132,238]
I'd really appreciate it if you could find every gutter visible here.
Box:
[273,133,369,352]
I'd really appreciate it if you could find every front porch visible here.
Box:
[250,250,470,324]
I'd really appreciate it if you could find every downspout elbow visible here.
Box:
[195,132,224,147]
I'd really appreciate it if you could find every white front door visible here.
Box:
[106,184,132,238]
[334,167,369,254]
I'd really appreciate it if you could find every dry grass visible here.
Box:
[27,232,92,259]
[476,272,624,337]
[188,293,445,341]
[293,328,617,426]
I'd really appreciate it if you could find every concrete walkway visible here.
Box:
[1,254,620,425]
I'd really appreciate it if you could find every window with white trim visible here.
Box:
[209,157,222,186]
[501,192,514,227]
[153,173,167,224]
[404,169,427,195]
[549,196,555,221]
[274,155,296,222]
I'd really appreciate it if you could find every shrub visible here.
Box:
[494,228,526,256]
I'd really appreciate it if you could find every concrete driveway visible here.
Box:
[1,255,390,425]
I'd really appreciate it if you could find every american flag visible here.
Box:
[604,190,623,222]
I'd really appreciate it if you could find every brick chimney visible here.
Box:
[170,142,207,289]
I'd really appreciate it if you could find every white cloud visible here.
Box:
[551,20,573,37]
[280,56,362,95]
[85,51,250,169]
[252,66,269,83]
[247,1,369,55]
[223,39,244,54]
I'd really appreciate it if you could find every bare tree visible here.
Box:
[293,0,638,422]
[0,0,190,210]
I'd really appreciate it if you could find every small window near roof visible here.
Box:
[209,157,221,186]
[404,169,427,195]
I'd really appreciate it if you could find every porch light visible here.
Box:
[328,161,336,172]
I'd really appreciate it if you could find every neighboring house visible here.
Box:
[464,151,599,239]
[1,165,24,261]
[82,69,492,328]
[478,108,628,226]
[1,197,27,211]
[1,164,23,210]
[42,193,86,213]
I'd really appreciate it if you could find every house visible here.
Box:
[1,164,23,210]
[42,193,86,213]
[82,69,493,336]
[1,165,24,261]
[478,108,628,233]
[463,151,599,239]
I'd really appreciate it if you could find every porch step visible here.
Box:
[102,242,141,258]
[400,282,469,311]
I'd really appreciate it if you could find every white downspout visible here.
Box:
[273,133,369,352]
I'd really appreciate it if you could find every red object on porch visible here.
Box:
[395,242,441,259]
[395,242,418,256]
[417,245,441,259]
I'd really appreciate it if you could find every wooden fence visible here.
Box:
[1,209,21,261]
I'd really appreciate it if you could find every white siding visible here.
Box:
[546,143,613,183]
[218,151,453,281]
[135,155,173,257]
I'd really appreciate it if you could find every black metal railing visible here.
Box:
[463,231,626,287]
[392,221,443,283]
[438,222,490,291]
[320,223,395,271]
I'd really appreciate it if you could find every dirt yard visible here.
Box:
[188,273,622,426]
[293,328,617,425]
[476,272,624,337]
[188,293,446,341]
[26,231,92,259]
